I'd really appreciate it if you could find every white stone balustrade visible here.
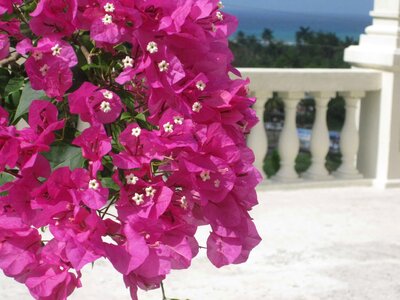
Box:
[239,68,384,185]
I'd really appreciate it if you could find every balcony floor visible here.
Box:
[1,187,400,300]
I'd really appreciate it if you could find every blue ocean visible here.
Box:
[225,7,372,42]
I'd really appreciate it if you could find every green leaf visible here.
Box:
[120,112,133,122]
[0,173,14,187]
[4,76,24,97]
[0,173,14,196]
[43,144,84,170]
[135,113,146,122]
[0,68,11,96]
[81,64,103,71]
[14,82,47,122]
[101,177,120,191]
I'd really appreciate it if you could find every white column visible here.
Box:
[303,92,335,180]
[273,92,303,182]
[334,91,365,179]
[344,0,400,188]
[247,91,272,179]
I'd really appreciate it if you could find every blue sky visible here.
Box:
[223,0,374,15]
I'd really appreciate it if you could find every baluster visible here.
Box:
[303,92,335,180]
[334,91,365,179]
[247,91,272,179]
[273,92,303,182]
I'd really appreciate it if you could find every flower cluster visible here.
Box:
[0,1,261,299]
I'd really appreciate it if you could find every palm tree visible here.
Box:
[262,28,274,45]
[296,26,311,45]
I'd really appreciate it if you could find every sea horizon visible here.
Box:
[225,7,372,42]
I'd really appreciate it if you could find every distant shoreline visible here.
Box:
[225,8,370,43]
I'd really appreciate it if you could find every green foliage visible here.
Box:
[263,149,280,178]
[230,27,357,68]
[101,177,120,191]
[43,144,84,171]
[13,82,47,122]
[264,151,342,177]
[0,173,14,187]
[0,173,14,196]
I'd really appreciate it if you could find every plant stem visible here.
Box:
[100,196,117,219]
[3,169,22,179]
[0,52,21,67]
[161,282,167,300]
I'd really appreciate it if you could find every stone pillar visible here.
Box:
[247,91,272,179]
[335,92,365,180]
[273,92,303,182]
[344,0,400,188]
[303,92,335,180]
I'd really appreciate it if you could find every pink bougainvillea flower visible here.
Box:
[68,82,123,124]
[0,1,261,299]
[0,19,22,39]
[28,100,65,146]
[16,37,78,99]
[0,0,21,15]
[81,0,142,45]
[73,124,112,174]
[24,264,80,300]
[0,33,9,60]
[70,168,109,209]
[0,106,8,126]
[0,126,20,173]
[29,0,78,38]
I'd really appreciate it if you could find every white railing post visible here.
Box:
[303,92,335,180]
[334,91,365,179]
[344,0,400,187]
[247,91,272,179]
[273,92,303,182]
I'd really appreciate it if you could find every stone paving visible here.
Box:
[1,186,400,300]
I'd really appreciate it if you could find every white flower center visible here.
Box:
[192,102,202,112]
[131,127,141,137]
[163,122,174,133]
[102,14,113,25]
[173,116,184,125]
[122,56,133,68]
[179,196,188,209]
[126,174,139,185]
[88,179,100,190]
[218,1,224,9]
[216,11,224,21]
[100,101,112,113]
[196,80,206,91]
[103,90,113,99]
[158,60,169,72]
[200,170,211,182]
[214,179,221,188]
[104,2,115,12]
[32,51,43,61]
[146,41,158,54]
[132,193,144,205]
[40,64,49,76]
[145,186,156,197]
[51,44,62,56]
